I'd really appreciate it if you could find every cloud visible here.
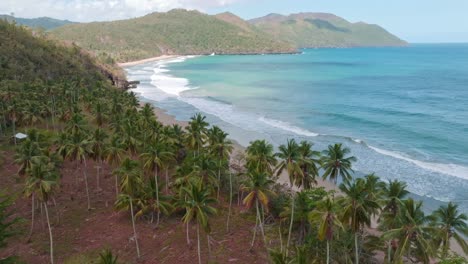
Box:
[0,0,240,22]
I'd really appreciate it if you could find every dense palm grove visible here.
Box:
[0,19,467,264]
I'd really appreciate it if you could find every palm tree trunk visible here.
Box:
[387,241,391,264]
[165,168,169,193]
[186,222,191,245]
[355,233,359,264]
[217,160,221,199]
[256,200,267,247]
[27,194,35,242]
[250,205,259,248]
[83,158,91,210]
[115,174,119,198]
[226,172,232,232]
[96,159,101,190]
[197,223,202,264]
[154,168,160,226]
[286,193,295,256]
[327,240,330,264]
[129,197,141,258]
[12,119,16,145]
[279,223,283,253]
[207,234,211,261]
[44,202,54,264]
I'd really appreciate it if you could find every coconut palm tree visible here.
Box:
[430,202,468,259]
[206,125,233,199]
[383,199,434,263]
[24,156,58,264]
[276,139,302,253]
[242,169,275,248]
[321,143,356,184]
[140,140,174,225]
[104,135,125,196]
[14,138,43,176]
[380,179,409,262]
[185,113,208,157]
[309,196,343,264]
[181,182,217,264]
[63,132,93,210]
[90,128,108,190]
[297,141,321,189]
[246,140,277,175]
[114,158,143,258]
[339,178,380,264]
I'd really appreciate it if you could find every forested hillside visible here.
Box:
[51,9,296,62]
[0,19,125,88]
[250,12,407,47]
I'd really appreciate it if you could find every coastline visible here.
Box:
[117,55,180,67]
[152,105,339,192]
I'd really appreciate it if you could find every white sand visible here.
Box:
[117,55,180,67]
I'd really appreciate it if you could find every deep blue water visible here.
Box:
[124,44,468,214]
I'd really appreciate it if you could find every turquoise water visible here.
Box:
[124,44,468,213]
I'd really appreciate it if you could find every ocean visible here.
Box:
[124,44,468,214]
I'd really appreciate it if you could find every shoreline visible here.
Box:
[150,104,467,258]
[117,55,181,67]
[151,105,339,192]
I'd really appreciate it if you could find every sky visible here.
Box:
[1,0,468,43]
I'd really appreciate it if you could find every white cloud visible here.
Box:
[0,0,240,22]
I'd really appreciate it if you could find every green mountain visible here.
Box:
[0,14,75,30]
[249,12,407,48]
[51,9,296,62]
[0,19,125,88]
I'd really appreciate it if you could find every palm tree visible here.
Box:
[380,179,409,262]
[321,143,356,184]
[24,157,58,264]
[206,125,233,199]
[63,133,93,210]
[430,202,468,259]
[297,141,321,189]
[140,140,174,225]
[383,199,434,263]
[246,139,277,175]
[185,113,208,157]
[114,158,143,258]
[339,178,380,264]
[90,128,108,190]
[309,196,343,264]
[181,182,217,264]
[242,169,275,248]
[276,139,302,253]
[14,138,43,176]
[104,135,125,196]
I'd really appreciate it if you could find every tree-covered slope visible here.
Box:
[0,19,125,87]
[249,12,407,48]
[0,14,75,30]
[50,9,297,62]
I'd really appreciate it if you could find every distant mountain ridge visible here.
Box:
[0,14,75,30]
[29,9,408,62]
[50,9,296,62]
[249,12,406,48]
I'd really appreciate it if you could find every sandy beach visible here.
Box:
[117,55,180,67]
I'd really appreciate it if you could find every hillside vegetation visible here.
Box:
[0,14,75,30]
[0,19,126,88]
[249,12,407,48]
[51,9,296,62]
